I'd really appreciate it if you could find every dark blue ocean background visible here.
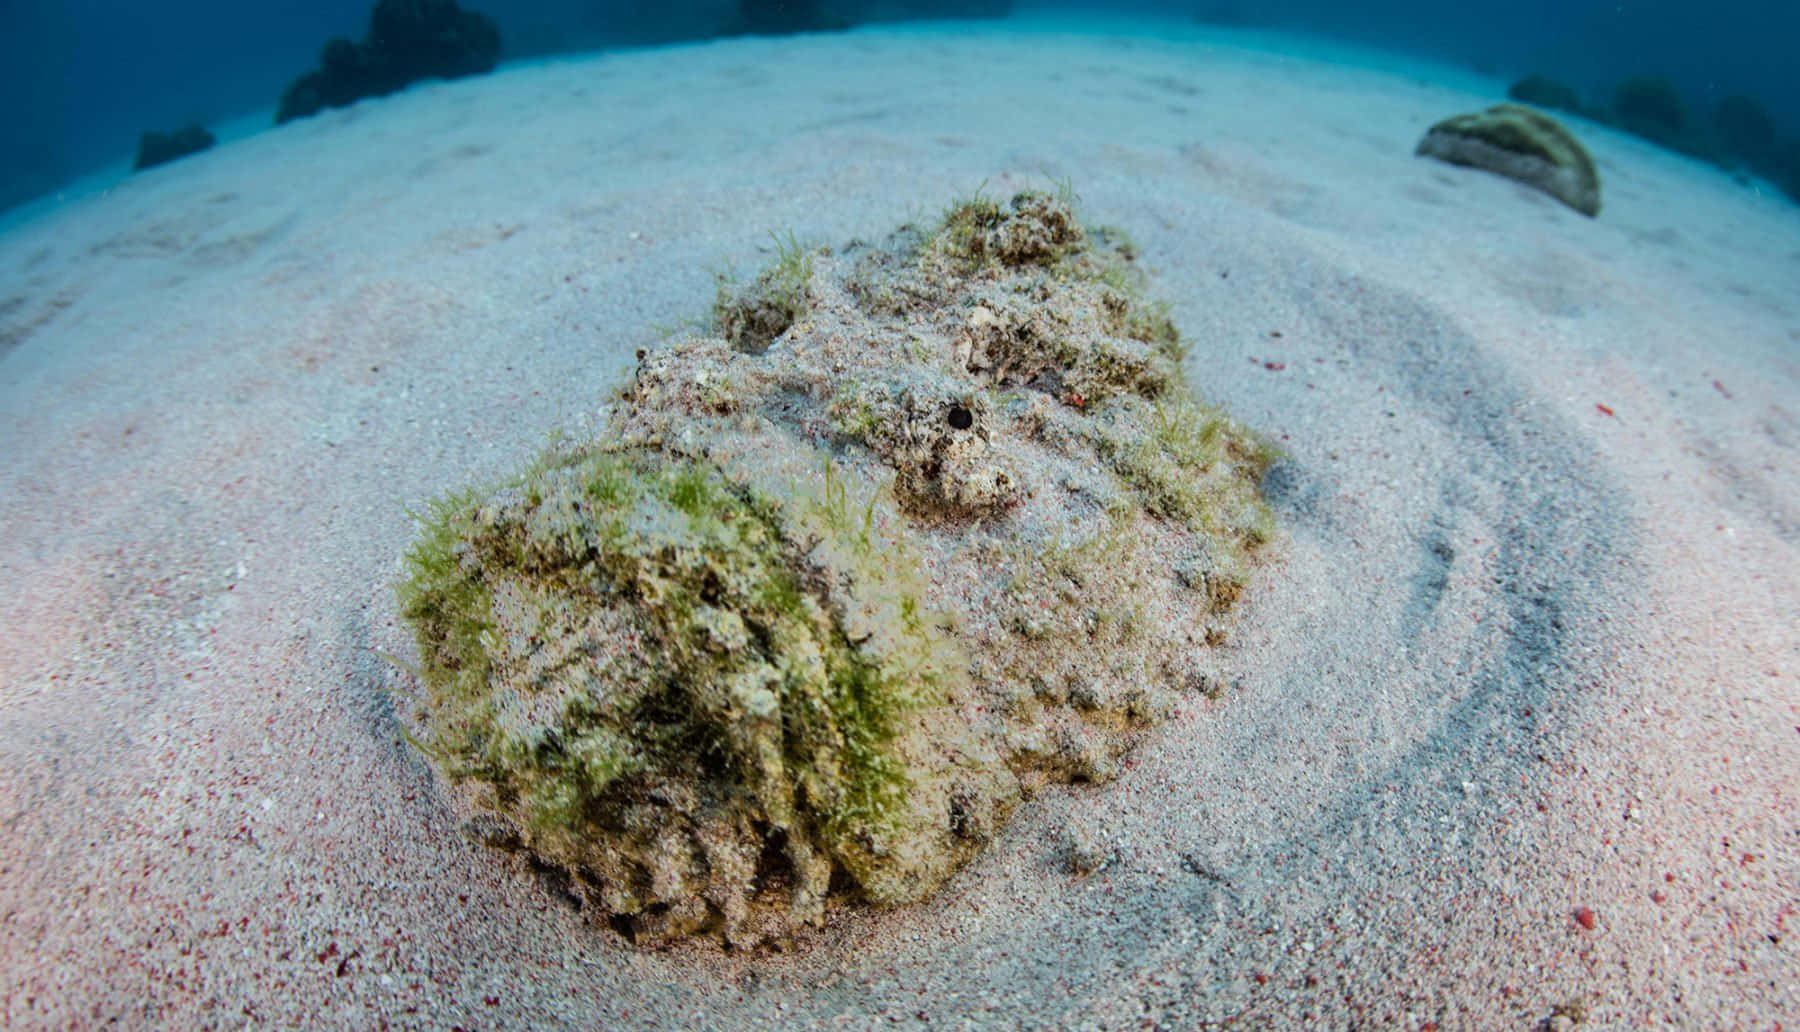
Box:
[4,0,1797,216]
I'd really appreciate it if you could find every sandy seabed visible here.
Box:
[1,17,1795,1029]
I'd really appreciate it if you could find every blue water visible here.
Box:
[4,0,1797,215]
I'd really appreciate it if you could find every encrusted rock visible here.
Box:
[1506,75,1584,118]
[398,189,1275,947]
[1416,103,1602,217]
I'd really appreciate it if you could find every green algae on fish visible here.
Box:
[398,188,1277,947]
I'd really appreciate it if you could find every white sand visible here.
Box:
[2,17,1795,1028]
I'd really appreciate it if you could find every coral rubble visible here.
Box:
[275,0,501,125]
[132,124,216,172]
[1505,75,1584,118]
[1610,76,1689,150]
[1713,94,1778,170]
[399,190,1275,947]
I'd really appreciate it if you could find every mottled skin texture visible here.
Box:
[399,191,1275,947]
